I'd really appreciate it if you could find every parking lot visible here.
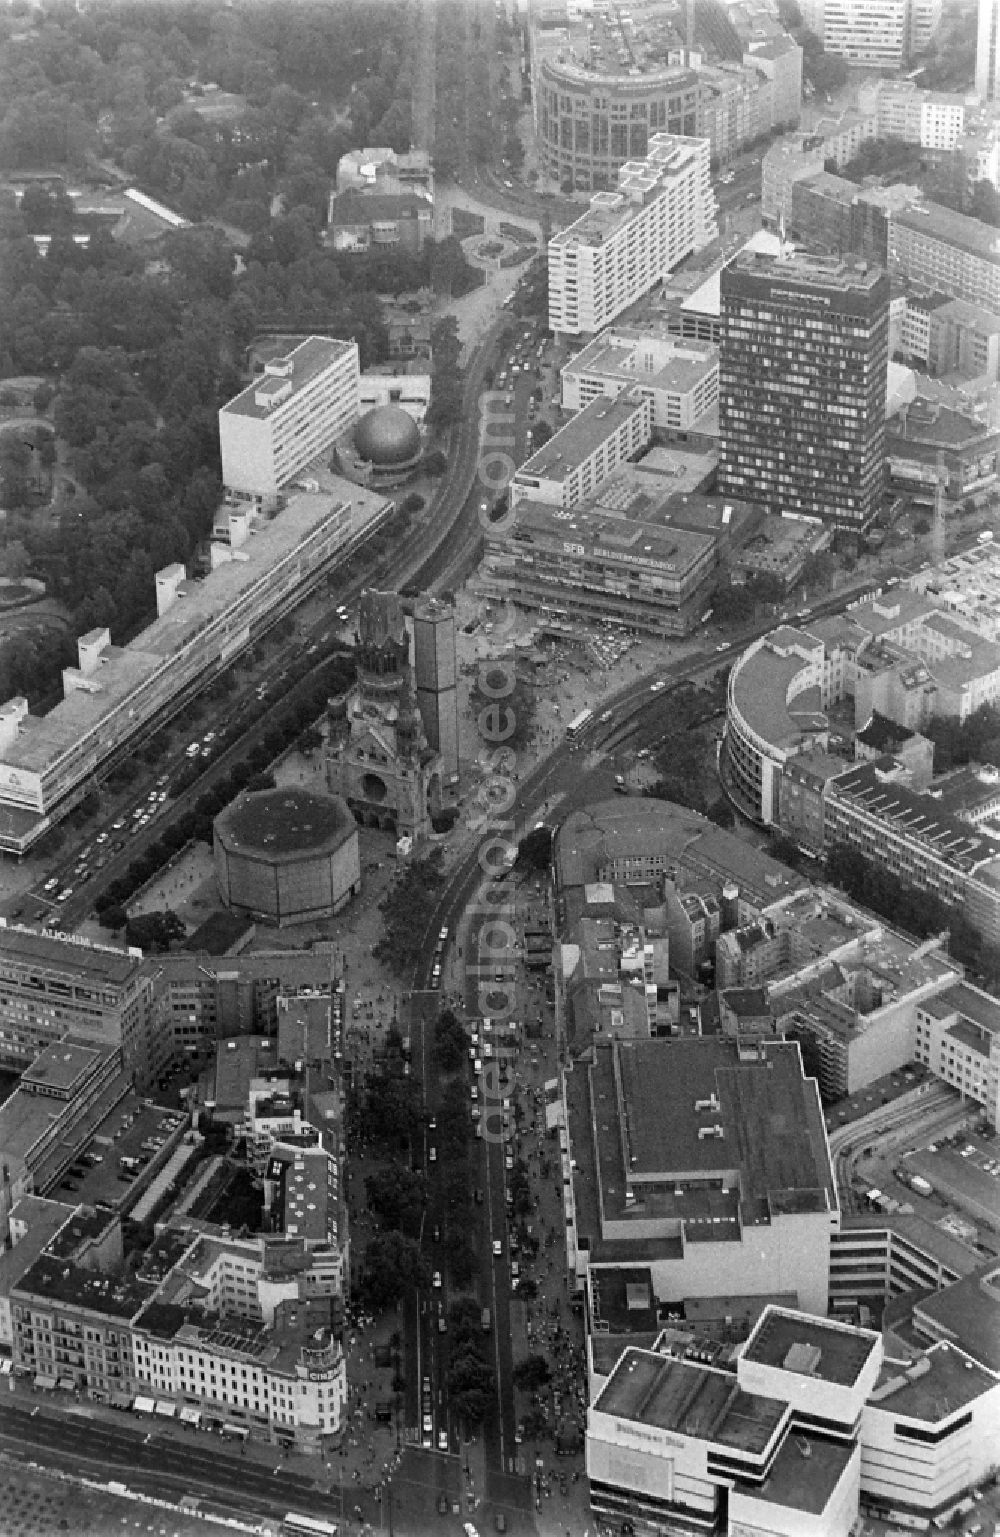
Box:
[43,1096,187,1212]
[905,1130,1000,1231]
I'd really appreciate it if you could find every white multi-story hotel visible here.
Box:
[548,133,718,339]
[219,336,361,512]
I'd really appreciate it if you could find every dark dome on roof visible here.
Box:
[354,404,421,467]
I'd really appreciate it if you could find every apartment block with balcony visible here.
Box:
[548,133,718,339]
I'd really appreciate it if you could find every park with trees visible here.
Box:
[0,0,484,707]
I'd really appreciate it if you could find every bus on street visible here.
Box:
[566,708,593,741]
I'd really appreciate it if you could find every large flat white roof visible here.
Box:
[221,336,356,421]
[3,482,388,774]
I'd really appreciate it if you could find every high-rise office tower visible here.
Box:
[977,0,1000,101]
[411,595,459,781]
[719,250,890,529]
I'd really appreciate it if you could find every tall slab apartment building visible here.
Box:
[548,133,718,339]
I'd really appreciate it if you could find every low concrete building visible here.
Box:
[510,392,653,511]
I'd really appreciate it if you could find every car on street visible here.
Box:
[650,680,666,692]
[492,1239,502,1257]
[432,1270,442,1288]
[429,1146,437,1162]
[438,1429,448,1451]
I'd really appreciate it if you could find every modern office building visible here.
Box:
[589,1304,1000,1537]
[531,32,703,194]
[560,325,719,433]
[911,980,1000,1119]
[0,482,391,856]
[529,4,802,190]
[800,0,938,68]
[0,925,160,1081]
[483,493,717,638]
[590,1307,881,1537]
[219,336,360,512]
[977,0,1000,102]
[510,392,652,510]
[410,595,459,781]
[718,251,890,528]
[888,200,1000,313]
[548,134,718,338]
[482,473,750,637]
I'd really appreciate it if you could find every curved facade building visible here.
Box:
[723,626,831,824]
[214,788,361,926]
[534,57,703,191]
